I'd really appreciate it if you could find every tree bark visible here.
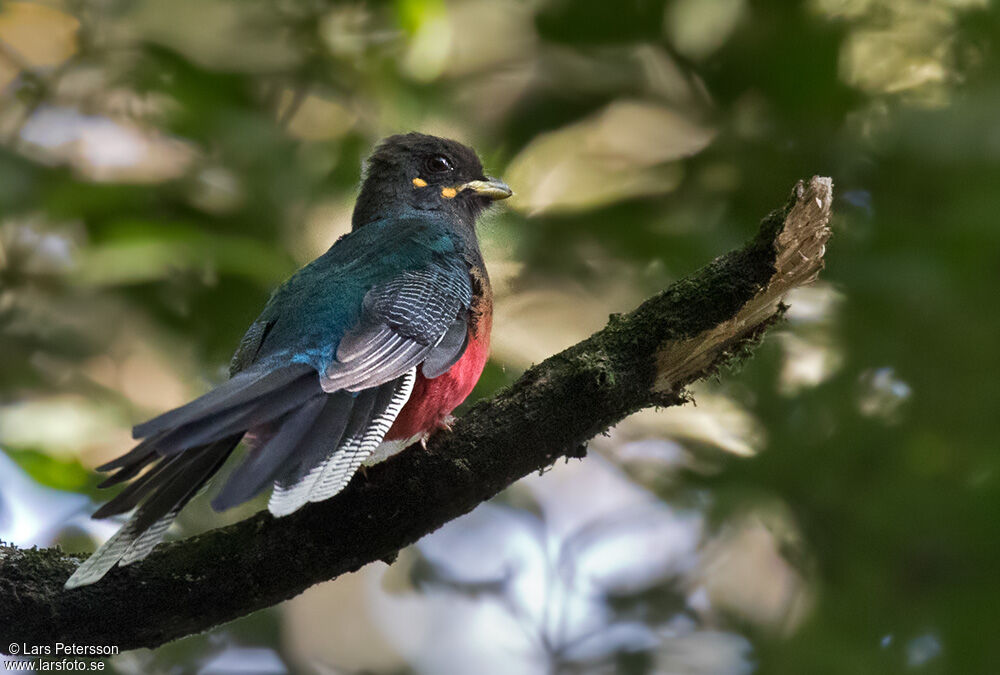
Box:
[0,177,833,652]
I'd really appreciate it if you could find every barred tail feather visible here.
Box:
[119,509,178,566]
[309,369,415,502]
[65,435,241,589]
[64,517,144,589]
[268,369,415,517]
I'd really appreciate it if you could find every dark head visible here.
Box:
[352,133,512,231]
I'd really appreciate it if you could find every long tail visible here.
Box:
[64,435,240,589]
[65,364,415,589]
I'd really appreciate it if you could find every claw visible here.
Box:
[438,414,456,433]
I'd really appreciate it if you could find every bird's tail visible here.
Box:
[65,364,415,589]
[63,435,240,589]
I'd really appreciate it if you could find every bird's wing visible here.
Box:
[256,258,475,516]
[322,260,473,392]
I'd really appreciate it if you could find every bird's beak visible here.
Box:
[459,177,513,201]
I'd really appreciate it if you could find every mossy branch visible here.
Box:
[0,177,833,652]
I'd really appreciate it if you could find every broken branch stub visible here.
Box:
[654,177,833,393]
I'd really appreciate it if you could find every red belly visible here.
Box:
[385,316,491,441]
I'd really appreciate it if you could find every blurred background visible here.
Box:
[1,0,998,672]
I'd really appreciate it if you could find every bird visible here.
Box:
[64,133,512,589]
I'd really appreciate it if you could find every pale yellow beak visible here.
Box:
[459,178,513,201]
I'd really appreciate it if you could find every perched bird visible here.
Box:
[65,133,511,589]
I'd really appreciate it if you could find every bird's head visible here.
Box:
[352,133,512,230]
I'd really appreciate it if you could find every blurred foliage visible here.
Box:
[4,446,99,495]
[1,0,999,673]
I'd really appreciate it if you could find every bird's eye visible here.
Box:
[424,155,454,174]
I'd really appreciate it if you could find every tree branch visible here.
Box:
[0,177,833,652]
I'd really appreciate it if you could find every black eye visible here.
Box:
[424,155,454,174]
